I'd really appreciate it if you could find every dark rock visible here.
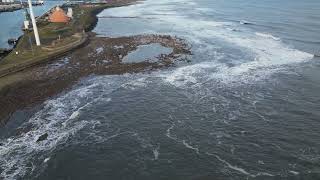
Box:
[0,48,11,60]
[15,124,34,136]
[8,38,18,45]
[0,48,11,55]
[36,133,48,142]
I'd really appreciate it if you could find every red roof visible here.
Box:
[49,7,69,23]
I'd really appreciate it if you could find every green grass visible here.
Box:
[0,3,122,78]
[0,4,109,69]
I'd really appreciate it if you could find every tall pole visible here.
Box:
[27,0,41,46]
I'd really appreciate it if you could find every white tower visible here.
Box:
[67,8,73,18]
[27,0,41,46]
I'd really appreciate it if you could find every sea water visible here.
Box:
[1,0,320,179]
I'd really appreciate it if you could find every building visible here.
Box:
[48,6,70,23]
[67,7,73,19]
[1,0,14,3]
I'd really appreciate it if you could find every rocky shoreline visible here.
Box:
[0,48,10,60]
[0,0,192,126]
[0,0,145,77]
[0,4,23,13]
[0,32,191,125]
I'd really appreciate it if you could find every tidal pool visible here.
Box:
[122,43,173,63]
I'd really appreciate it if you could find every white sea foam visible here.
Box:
[0,76,133,179]
[69,110,80,120]
[169,18,312,84]
[289,170,300,175]
[214,154,252,176]
[96,47,104,54]
[43,157,50,163]
[207,153,274,177]
[255,32,280,41]
[0,85,98,179]
[97,0,313,87]
[166,123,177,141]
[182,140,200,154]
[0,0,315,178]
[153,147,160,160]
[0,73,165,179]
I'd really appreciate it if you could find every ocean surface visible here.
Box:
[0,1,62,49]
[1,0,320,179]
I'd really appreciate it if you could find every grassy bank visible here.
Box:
[0,3,121,78]
[0,0,139,125]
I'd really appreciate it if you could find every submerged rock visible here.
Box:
[36,133,48,142]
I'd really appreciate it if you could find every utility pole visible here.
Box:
[27,0,41,46]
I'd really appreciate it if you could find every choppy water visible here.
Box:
[1,0,320,179]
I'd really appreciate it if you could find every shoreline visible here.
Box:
[0,0,139,125]
[0,1,138,78]
[0,0,191,126]
[0,4,23,13]
[0,32,88,78]
[0,34,191,126]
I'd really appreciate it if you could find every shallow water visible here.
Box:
[122,43,173,63]
[1,0,320,179]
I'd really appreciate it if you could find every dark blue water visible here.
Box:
[196,0,320,54]
[1,0,320,179]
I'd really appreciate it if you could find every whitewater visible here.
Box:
[1,0,320,179]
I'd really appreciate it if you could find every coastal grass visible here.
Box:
[0,3,114,76]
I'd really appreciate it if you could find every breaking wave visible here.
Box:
[96,0,313,88]
[0,75,140,179]
[1,0,316,179]
[0,84,99,179]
